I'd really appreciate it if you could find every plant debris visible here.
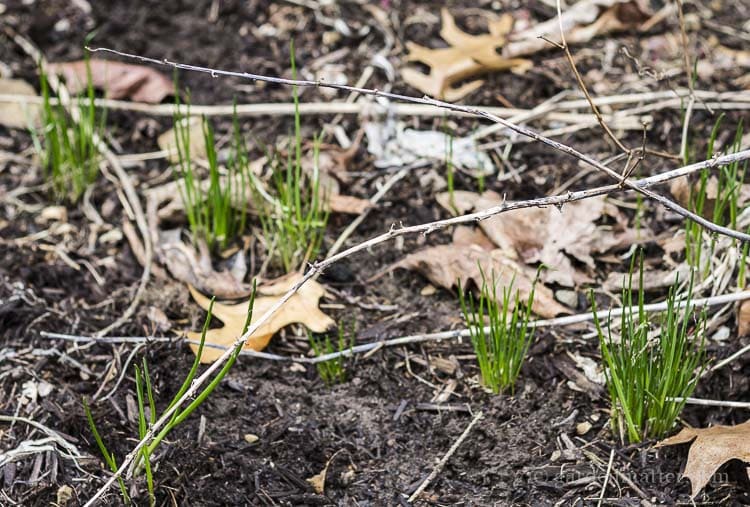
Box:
[437,191,637,287]
[49,59,174,103]
[186,273,335,363]
[658,419,750,497]
[392,226,570,318]
[402,8,532,101]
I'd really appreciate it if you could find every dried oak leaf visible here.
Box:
[49,59,173,103]
[402,9,532,101]
[657,420,750,497]
[394,242,570,318]
[187,274,335,363]
[437,191,638,287]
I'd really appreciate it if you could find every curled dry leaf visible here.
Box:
[0,78,40,129]
[402,8,532,101]
[306,450,344,495]
[394,242,570,318]
[437,191,638,287]
[187,274,335,363]
[657,420,750,497]
[48,59,173,103]
[159,229,254,299]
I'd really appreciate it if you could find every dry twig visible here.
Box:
[407,410,484,503]
[88,46,750,243]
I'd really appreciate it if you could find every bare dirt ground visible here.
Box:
[1,0,750,505]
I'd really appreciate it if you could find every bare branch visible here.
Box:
[87,46,750,243]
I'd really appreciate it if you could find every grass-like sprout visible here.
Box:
[592,255,705,444]
[308,322,354,386]
[173,100,251,251]
[31,62,104,203]
[685,117,747,275]
[254,43,328,272]
[174,100,252,249]
[458,270,536,395]
[84,282,256,505]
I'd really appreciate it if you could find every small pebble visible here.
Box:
[420,284,437,296]
[576,421,592,436]
[555,289,578,308]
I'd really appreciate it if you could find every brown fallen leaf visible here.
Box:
[452,225,495,251]
[187,273,335,363]
[670,173,750,222]
[306,450,344,495]
[402,9,532,101]
[395,243,570,318]
[437,191,638,287]
[303,142,372,215]
[0,78,41,129]
[49,59,173,103]
[328,193,371,214]
[159,229,254,299]
[657,420,750,497]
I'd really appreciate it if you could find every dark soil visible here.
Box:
[2,1,750,506]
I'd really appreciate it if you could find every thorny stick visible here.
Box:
[554,0,631,157]
[88,46,750,243]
